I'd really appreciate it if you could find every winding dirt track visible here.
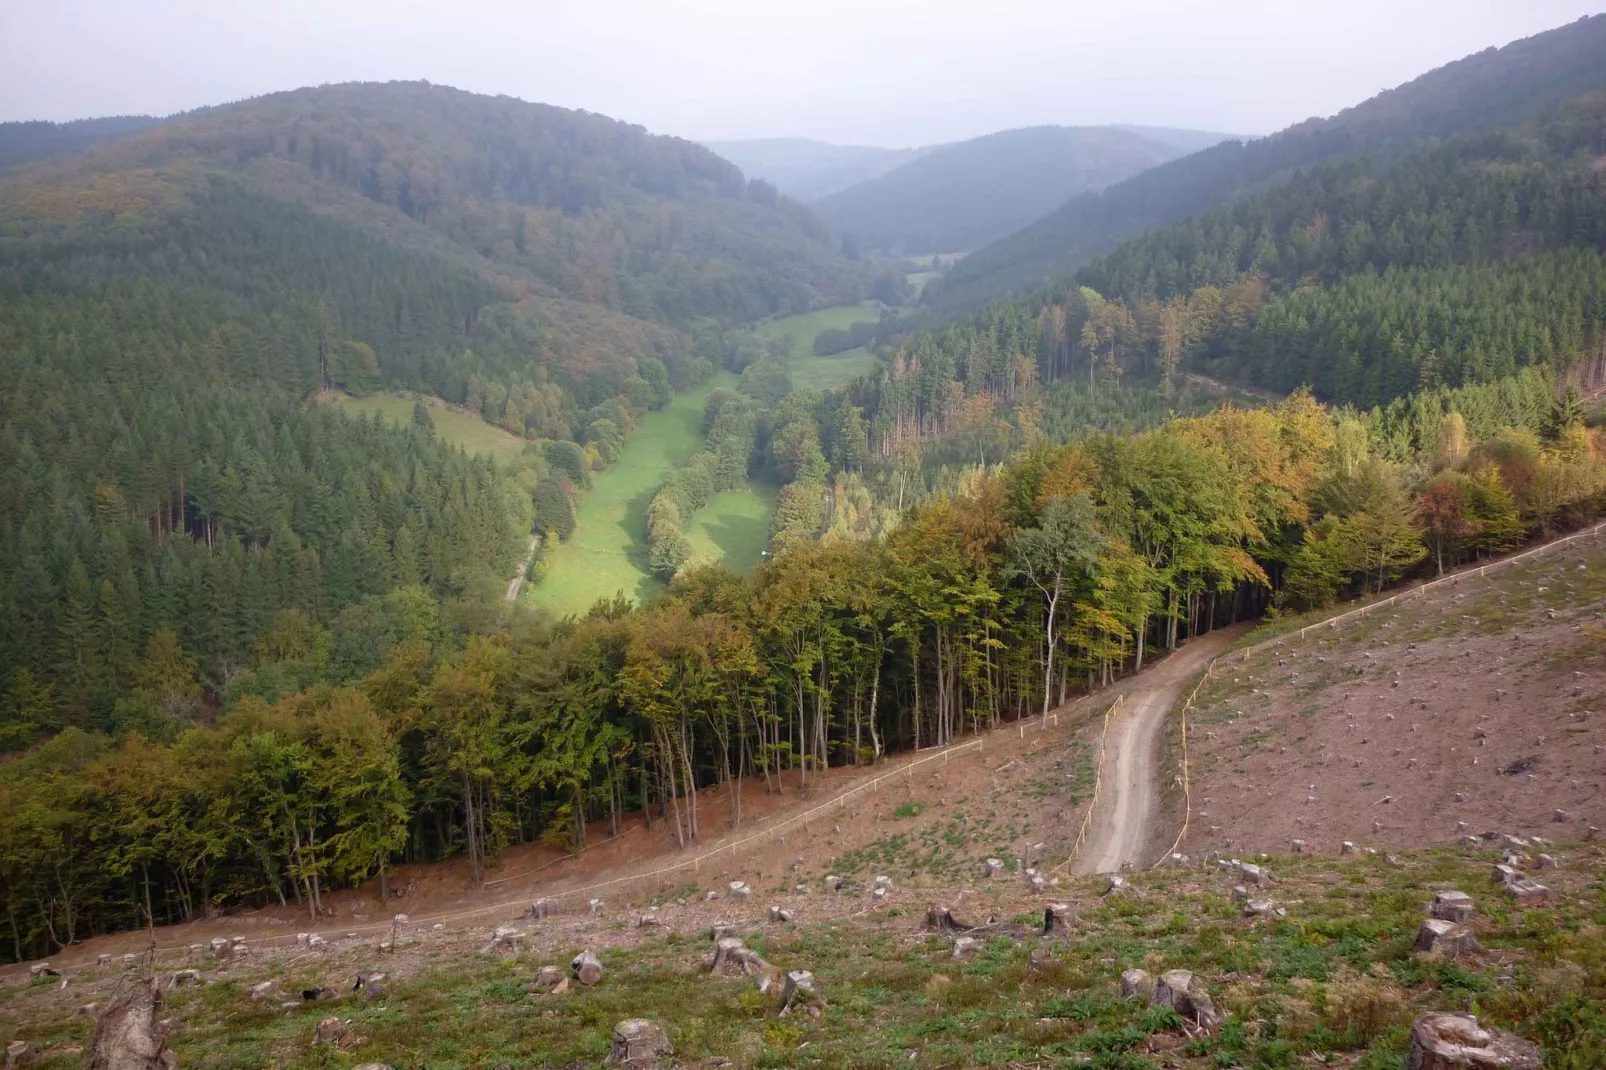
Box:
[1076,629,1242,875]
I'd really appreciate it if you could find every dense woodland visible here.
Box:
[929,13,1606,315]
[5,22,1606,964]
[1,376,1601,960]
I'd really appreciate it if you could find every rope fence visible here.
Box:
[1150,520,1606,870]
[1050,695,1123,874]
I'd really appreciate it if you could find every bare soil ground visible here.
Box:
[1076,628,1245,875]
[1181,536,1606,858]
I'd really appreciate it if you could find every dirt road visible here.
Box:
[1076,629,1242,875]
[505,534,539,602]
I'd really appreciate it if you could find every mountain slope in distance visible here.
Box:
[0,115,164,170]
[931,13,1606,315]
[702,136,932,202]
[812,125,1192,256]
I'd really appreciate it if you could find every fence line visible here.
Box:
[1151,520,1606,870]
[1050,695,1123,875]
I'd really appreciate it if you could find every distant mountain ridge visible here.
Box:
[929,13,1606,315]
[0,115,164,169]
[702,137,932,202]
[811,125,1198,256]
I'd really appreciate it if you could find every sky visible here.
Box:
[2,0,1602,146]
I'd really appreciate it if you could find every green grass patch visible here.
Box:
[330,392,530,467]
[680,482,780,575]
[755,302,883,363]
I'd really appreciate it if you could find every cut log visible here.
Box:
[572,949,605,986]
[1043,903,1076,938]
[1414,919,1481,957]
[606,1019,671,1067]
[1242,899,1284,918]
[86,977,176,1070]
[1120,969,1154,1000]
[1406,1013,1540,1070]
[1150,969,1225,1030]
[1429,891,1475,923]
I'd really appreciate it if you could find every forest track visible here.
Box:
[505,534,539,601]
[1075,629,1243,875]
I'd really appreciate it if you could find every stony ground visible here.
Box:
[3,841,1602,1068]
[1181,537,1606,860]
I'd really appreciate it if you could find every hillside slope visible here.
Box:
[930,13,1606,313]
[0,115,163,169]
[813,125,1186,255]
[1181,533,1606,858]
[702,136,929,201]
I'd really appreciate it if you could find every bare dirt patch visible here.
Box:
[1182,537,1606,857]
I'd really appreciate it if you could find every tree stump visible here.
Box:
[780,970,821,1016]
[314,1016,348,1044]
[925,906,973,933]
[1044,903,1076,938]
[708,923,737,942]
[951,936,982,959]
[1121,969,1154,1000]
[1238,862,1271,886]
[5,1042,36,1069]
[533,965,564,989]
[1429,891,1475,923]
[480,926,521,957]
[167,971,201,988]
[1414,919,1481,957]
[712,937,747,973]
[606,1019,671,1067]
[728,881,751,899]
[636,911,662,929]
[768,906,793,924]
[248,980,278,1001]
[1406,1013,1540,1070]
[982,858,1004,878]
[1151,969,1224,1030]
[1243,899,1284,918]
[572,949,605,986]
[86,978,176,1070]
[1505,880,1554,906]
[824,875,844,893]
[1028,873,1048,894]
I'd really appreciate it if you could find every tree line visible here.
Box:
[3,379,1601,961]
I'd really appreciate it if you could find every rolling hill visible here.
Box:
[929,13,1606,315]
[811,125,1192,255]
[0,115,164,169]
[701,136,929,201]
[0,81,868,729]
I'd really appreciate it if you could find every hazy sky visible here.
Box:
[2,1,1602,146]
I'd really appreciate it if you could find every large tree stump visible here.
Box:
[925,906,973,933]
[727,881,751,899]
[86,978,176,1070]
[982,858,1004,878]
[780,970,821,1016]
[606,1020,671,1067]
[1120,969,1154,1000]
[1151,969,1225,1030]
[1430,891,1475,923]
[1505,880,1554,906]
[1406,1013,1540,1070]
[1414,919,1481,957]
[525,899,553,919]
[712,938,747,973]
[480,926,522,957]
[1044,903,1075,938]
[572,949,605,986]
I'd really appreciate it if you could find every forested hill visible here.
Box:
[0,81,867,746]
[928,13,1606,315]
[701,137,929,202]
[811,126,1188,256]
[0,116,164,170]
